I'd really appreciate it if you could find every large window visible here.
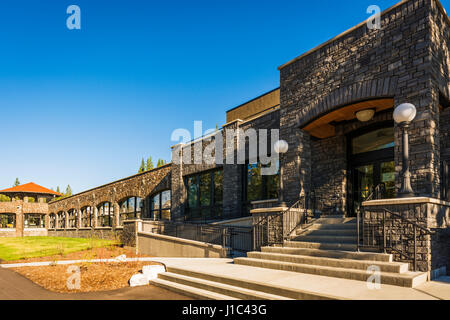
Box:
[97,202,114,227]
[245,161,279,203]
[145,190,171,221]
[24,214,45,228]
[186,169,223,221]
[68,209,78,228]
[81,206,93,228]
[0,213,15,228]
[119,197,141,224]
[57,211,65,229]
[352,127,395,155]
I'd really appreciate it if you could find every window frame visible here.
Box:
[97,202,113,227]
[119,197,142,225]
[147,190,171,221]
[185,168,224,222]
[0,213,16,229]
[24,213,45,228]
[80,206,93,228]
[243,160,280,207]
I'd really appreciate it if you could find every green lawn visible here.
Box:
[0,237,118,261]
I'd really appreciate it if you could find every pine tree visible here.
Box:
[65,185,73,197]
[157,159,161,167]
[13,178,20,187]
[157,159,167,167]
[56,186,61,194]
[146,157,154,171]
[138,158,145,173]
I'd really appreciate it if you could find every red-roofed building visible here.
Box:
[0,182,61,237]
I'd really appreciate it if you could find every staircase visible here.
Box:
[150,215,429,300]
[234,215,428,288]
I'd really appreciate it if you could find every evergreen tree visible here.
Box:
[65,185,73,197]
[157,159,167,167]
[146,157,154,171]
[138,158,145,173]
[13,178,20,187]
[56,186,61,194]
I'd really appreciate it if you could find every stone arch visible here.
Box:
[297,77,398,128]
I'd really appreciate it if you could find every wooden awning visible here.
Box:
[302,98,394,139]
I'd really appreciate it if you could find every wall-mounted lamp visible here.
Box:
[355,109,376,122]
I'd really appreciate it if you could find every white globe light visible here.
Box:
[394,103,417,124]
[274,140,289,154]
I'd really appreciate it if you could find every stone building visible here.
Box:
[2,0,449,276]
[0,183,61,237]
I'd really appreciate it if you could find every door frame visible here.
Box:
[346,121,395,217]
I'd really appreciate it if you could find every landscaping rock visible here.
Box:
[142,265,166,281]
[129,273,149,287]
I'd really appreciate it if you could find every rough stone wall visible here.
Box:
[171,110,280,220]
[48,228,121,241]
[49,165,171,219]
[0,200,48,237]
[280,0,441,201]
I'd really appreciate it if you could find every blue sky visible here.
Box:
[1,0,448,194]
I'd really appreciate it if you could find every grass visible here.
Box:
[0,237,119,261]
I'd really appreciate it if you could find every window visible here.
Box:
[186,169,223,221]
[68,209,78,228]
[119,197,142,224]
[0,213,15,228]
[81,206,93,228]
[146,190,171,220]
[49,213,56,229]
[24,214,45,228]
[57,211,65,229]
[352,127,394,155]
[245,160,279,203]
[97,202,114,227]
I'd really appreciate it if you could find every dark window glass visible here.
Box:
[0,213,15,228]
[352,127,394,155]
[188,177,199,208]
[200,173,211,207]
[148,190,171,221]
[25,214,45,228]
[214,170,223,205]
[185,169,223,221]
[246,161,279,203]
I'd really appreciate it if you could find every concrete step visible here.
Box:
[293,235,357,244]
[247,252,408,273]
[152,278,239,300]
[165,266,339,300]
[314,217,356,225]
[299,229,357,236]
[303,223,357,230]
[261,246,393,262]
[233,258,428,288]
[284,240,357,251]
[158,272,293,300]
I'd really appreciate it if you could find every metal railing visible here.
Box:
[150,221,253,256]
[252,193,316,250]
[365,183,387,201]
[357,207,433,271]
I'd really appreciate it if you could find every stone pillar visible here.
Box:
[77,208,82,229]
[170,143,186,221]
[93,206,98,229]
[15,201,23,237]
[64,211,69,230]
[114,202,120,228]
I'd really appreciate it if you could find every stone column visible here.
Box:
[170,143,186,221]
[93,206,98,229]
[64,211,69,230]
[113,202,120,228]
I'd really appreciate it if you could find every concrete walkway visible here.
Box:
[0,267,191,300]
[147,258,450,300]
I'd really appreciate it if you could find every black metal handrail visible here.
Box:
[282,194,315,239]
[365,183,387,201]
[357,206,434,271]
[149,220,253,256]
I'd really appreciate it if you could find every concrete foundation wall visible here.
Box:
[137,231,230,258]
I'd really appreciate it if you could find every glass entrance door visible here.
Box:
[349,124,395,216]
[352,161,395,215]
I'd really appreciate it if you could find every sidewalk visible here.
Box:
[0,267,191,300]
[147,258,450,300]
